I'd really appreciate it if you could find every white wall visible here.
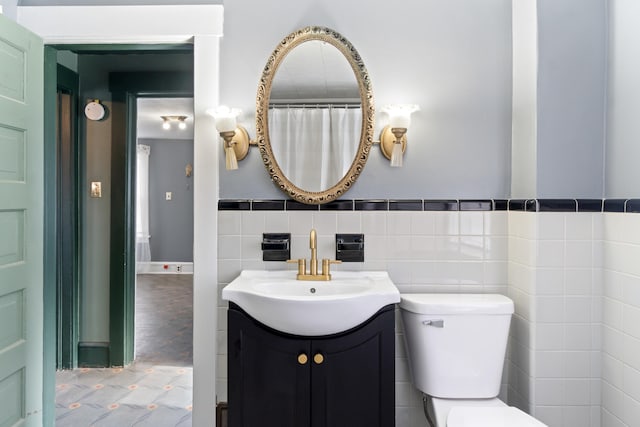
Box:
[511,0,538,198]
[0,0,17,19]
[218,0,513,200]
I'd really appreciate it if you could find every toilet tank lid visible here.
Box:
[399,294,514,315]
[447,406,548,427]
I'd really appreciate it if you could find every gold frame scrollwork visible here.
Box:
[256,26,375,205]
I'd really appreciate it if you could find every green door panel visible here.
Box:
[0,13,44,427]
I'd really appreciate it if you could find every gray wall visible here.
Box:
[606,0,640,198]
[78,53,193,342]
[142,138,194,263]
[536,0,607,198]
[219,0,513,200]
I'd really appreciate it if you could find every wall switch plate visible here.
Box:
[90,181,102,198]
[165,192,172,200]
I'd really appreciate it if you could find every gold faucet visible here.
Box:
[287,228,341,281]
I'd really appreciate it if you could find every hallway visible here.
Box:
[55,274,193,426]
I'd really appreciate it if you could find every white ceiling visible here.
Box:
[271,40,360,103]
[136,97,194,140]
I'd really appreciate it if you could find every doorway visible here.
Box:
[54,53,197,426]
[134,96,195,367]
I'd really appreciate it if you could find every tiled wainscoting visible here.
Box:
[508,211,602,426]
[215,199,640,427]
[601,213,640,427]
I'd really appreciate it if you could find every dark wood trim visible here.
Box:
[78,342,110,368]
[56,64,80,370]
[108,95,135,366]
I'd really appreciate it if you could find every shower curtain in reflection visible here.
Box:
[136,144,151,273]
[268,106,362,191]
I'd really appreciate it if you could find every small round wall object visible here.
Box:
[84,99,106,121]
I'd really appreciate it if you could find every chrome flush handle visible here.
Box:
[422,319,444,328]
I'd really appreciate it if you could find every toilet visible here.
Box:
[399,293,547,427]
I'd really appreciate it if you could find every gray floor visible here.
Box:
[55,274,193,427]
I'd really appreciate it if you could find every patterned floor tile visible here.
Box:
[56,274,193,427]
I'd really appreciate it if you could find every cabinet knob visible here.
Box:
[313,353,324,365]
[297,353,308,365]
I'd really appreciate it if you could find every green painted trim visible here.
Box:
[49,44,193,54]
[78,342,110,368]
[108,71,193,367]
[109,71,194,96]
[56,63,80,371]
[43,46,58,427]
[108,97,131,367]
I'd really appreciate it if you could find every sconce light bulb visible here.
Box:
[209,105,242,132]
[382,104,420,129]
[162,121,171,130]
[178,121,187,130]
[390,142,403,167]
[225,146,239,170]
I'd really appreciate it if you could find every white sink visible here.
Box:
[222,270,400,336]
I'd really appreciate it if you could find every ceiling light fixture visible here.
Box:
[160,115,189,130]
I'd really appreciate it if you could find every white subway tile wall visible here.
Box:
[508,212,602,427]
[602,213,640,427]
[217,210,509,426]
[216,208,640,427]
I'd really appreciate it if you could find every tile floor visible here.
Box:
[55,274,193,427]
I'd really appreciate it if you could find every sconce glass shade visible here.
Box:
[381,104,420,129]
[162,119,171,130]
[208,105,242,132]
[178,120,187,130]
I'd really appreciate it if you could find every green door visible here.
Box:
[0,13,44,427]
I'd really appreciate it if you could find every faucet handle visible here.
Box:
[321,259,342,277]
[287,258,306,275]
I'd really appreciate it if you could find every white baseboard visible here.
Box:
[137,261,193,274]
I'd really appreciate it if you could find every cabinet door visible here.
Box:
[310,307,395,427]
[228,308,310,427]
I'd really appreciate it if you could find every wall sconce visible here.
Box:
[207,106,252,170]
[379,104,419,167]
[161,115,188,130]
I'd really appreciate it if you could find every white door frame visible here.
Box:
[17,6,222,426]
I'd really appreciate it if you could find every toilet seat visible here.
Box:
[447,406,547,427]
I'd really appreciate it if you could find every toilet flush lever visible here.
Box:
[422,319,444,328]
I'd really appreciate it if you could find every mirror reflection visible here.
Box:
[256,26,374,204]
[268,40,362,192]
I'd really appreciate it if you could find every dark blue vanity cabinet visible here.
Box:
[227,303,396,427]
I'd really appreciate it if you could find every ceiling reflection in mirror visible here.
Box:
[256,27,374,205]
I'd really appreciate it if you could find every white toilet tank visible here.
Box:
[400,293,514,399]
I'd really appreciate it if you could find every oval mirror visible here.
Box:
[256,26,374,204]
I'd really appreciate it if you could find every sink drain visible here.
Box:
[309,287,316,294]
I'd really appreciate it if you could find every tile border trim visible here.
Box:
[218,198,640,213]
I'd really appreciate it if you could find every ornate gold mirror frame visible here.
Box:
[256,26,375,204]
